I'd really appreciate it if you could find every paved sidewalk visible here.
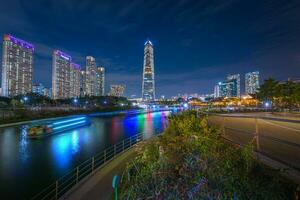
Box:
[63,148,137,200]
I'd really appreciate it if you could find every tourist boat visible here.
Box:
[26,116,91,139]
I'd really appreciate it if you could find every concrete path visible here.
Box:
[63,148,137,200]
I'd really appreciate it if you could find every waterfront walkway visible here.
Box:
[64,148,137,200]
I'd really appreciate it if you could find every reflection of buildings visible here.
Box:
[2,34,34,97]
[245,71,259,95]
[109,85,125,97]
[142,40,155,101]
[52,50,71,99]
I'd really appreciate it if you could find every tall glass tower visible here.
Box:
[142,40,155,101]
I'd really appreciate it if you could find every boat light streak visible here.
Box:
[53,117,86,125]
[53,120,86,130]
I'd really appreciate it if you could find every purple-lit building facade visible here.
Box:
[52,50,71,99]
[1,34,34,97]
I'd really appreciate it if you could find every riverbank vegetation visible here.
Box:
[0,94,135,125]
[120,111,297,199]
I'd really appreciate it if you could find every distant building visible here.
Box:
[109,85,125,97]
[48,88,53,99]
[43,88,51,98]
[70,63,81,97]
[32,83,45,96]
[214,84,220,98]
[219,80,236,98]
[52,50,71,99]
[227,74,240,97]
[95,66,105,96]
[245,71,259,95]
[85,56,97,96]
[142,40,155,101]
[1,34,34,97]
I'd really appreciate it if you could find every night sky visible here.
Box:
[0,0,300,97]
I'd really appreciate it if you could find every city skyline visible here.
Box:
[0,0,300,97]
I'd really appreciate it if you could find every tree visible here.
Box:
[277,80,298,109]
[257,78,279,102]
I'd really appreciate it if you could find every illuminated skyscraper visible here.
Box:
[85,56,97,96]
[245,71,259,95]
[95,66,105,96]
[52,50,71,99]
[227,74,240,97]
[142,40,155,101]
[1,34,34,97]
[70,63,81,97]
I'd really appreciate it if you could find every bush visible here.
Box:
[120,111,296,199]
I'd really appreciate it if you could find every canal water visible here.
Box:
[0,110,170,199]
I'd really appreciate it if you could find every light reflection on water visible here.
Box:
[0,110,171,199]
[51,130,81,169]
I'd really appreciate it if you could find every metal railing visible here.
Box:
[207,114,300,171]
[31,133,144,200]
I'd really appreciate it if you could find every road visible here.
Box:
[208,112,300,170]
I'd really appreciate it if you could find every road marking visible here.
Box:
[260,119,300,132]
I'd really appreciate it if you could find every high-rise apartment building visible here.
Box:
[227,74,240,97]
[70,63,81,97]
[1,34,34,97]
[52,50,71,99]
[245,71,259,95]
[95,66,105,96]
[142,40,155,101]
[80,70,86,97]
[85,56,97,96]
[109,84,125,97]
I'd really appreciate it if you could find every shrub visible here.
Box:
[120,111,296,199]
